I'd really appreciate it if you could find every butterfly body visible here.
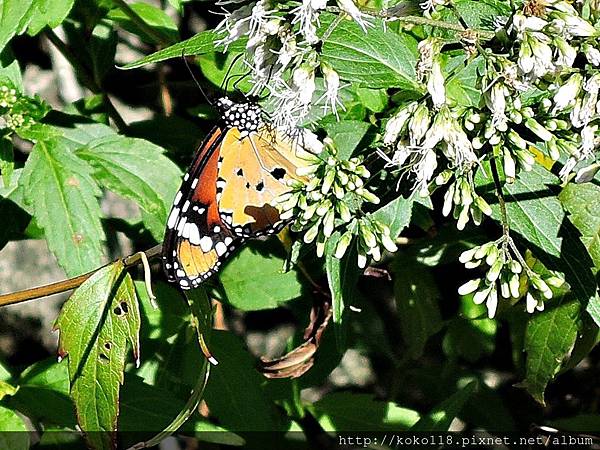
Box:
[162,98,314,289]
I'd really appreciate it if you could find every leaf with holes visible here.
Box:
[54,262,140,450]
[20,138,105,276]
[320,14,420,90]
[77,134,182,241]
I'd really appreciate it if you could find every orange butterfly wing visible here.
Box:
[162,127,245,289]
[217,126,310,237]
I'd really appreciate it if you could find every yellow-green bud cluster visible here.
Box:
[458,241,557,318]
[334,216,398,268]
[0,85,18,109]
[436,170,492,230]
[278,149,394,266]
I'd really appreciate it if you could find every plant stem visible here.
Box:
[111,0,172,46]
[490,156,510,238]
[0,245,162,307]
[44,28,129,132]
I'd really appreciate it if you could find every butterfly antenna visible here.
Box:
[221,53,246,92]
[181,50,213,106]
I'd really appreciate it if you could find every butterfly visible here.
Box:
[162,97,316,289]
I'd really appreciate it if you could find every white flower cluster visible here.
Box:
[215,0,370,131]
[458,240,563,318]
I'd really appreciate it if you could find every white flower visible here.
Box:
[270,66,316,130]
[291,0,326,44]
[518,33,555,79]
[320,64,344,118]
[408,103,430,146]
[417,38,441,81]
[337,0,371,32]
[427,60,446,108]
[486,286,498,318]
[553,36,576,67]
[415,148,437,195]
[485,83,509,131]
[383,102,417,145]
[572,74,600,126]
[583,43,600,66]
[556,12,598,37]
[215,4,254,49]
[419,0,447,15]
[525,118,554,142]
[552,73,583,113]
[526,292,544,313]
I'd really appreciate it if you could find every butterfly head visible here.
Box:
[216,97,262,137]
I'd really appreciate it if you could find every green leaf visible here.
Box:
[26,0,75,36]
[391,254,442,359]
[320,14,420,90]
[325,233,361,351]
[204,330,284,431]
[373,194,415,239]
[107,2,178,44]
[355,87,388,112]
[559,183,600,273]
[0,0,34,53]
[89,20,118,83]
[0,405,29,449]
[446,56,484,108]
[11,358,76,428]
[20,138,105,276]
[480,163,597,307]
[324,120,371,160]
[313,392,420,431]
[454,0,511,29]
[0,138,13,187]
[76,134,182,241]
[198,50,254,94]
[443,297,497,362]
[0,48,23,90]
[411,380,477,431]
[121,30,246,69]
[220,240,304,310]
[54,262,141,450]
[549,414,600,433]
[521,296,580,405]
[193,419,246,446]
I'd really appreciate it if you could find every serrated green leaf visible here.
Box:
[55,262,140,450]
[76,134,182,240]
[20,138,106,276]
[320,14,420,90]
[411,380,477,431]
[313,392,420,431]
[107,2,178,44]
[220,240,304,310]
[0,0,34,53]
[324,120,371,160]
[0,405,29,449]
[391,254,442,359]
[325,233,360,351]
[521,296,579,405]
[121,30,246,69]
[204,330,284,431]
[26,0,75,36]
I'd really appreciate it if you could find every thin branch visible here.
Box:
[44,28,129,132]
[0,244,163,308]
